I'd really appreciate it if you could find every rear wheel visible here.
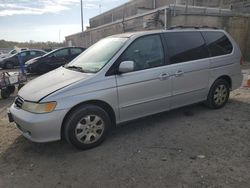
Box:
[64,105,111,150]
[205,79,230,109]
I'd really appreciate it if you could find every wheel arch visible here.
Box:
[218,75,232,89]
[212,75,232,90]
[61,100,116,139]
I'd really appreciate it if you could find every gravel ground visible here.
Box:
[0,66,249,188]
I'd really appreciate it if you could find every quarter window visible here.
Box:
[164,32,209,64]
[202,31,233,57]
[121,35,165,71]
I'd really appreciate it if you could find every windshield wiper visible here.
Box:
[64,65,85,73]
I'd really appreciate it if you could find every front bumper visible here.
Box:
[9,104,68,143]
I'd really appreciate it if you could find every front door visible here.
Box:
[115,34,172,122]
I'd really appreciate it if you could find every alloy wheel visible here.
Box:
[213,84,228,106]
[75,115,105,144]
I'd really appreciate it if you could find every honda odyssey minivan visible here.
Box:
[8,28,243,150]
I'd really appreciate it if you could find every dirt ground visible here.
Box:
[0,66,249,188]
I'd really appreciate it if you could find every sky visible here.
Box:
[0,0,129,42]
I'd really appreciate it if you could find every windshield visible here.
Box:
[65,37,127,73]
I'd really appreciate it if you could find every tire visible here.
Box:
[37,64,48,75]
[64,105,111,150]
[7,85,15,94]
[1,88,10,99]
[205,79,230,109]
[5,62,14,69]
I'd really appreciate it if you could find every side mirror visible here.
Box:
[118,61,135,74]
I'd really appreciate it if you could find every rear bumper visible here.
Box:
[231,73,243,90]
[9,104,68,143]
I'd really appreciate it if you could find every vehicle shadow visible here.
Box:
[0,97,249,161]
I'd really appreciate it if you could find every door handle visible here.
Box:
[175,70,184,77]
[159,73,170,80]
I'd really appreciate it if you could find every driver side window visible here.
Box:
[121,35,165,71]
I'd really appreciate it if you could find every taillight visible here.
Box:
[240,57,244,65]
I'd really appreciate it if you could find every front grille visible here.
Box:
[15,96,24,108]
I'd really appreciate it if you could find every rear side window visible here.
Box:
[30,51,37,55]
[71,48,83,55]
[53,49,69,57]
[164,32,209,64]
[36,51,45,55]
[202,31,233,57]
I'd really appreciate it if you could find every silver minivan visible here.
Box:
[9,28,243,149]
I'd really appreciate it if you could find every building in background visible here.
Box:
[66,0,250,60]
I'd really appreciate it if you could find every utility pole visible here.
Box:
[99,4,102,14]
[80,0,84,32]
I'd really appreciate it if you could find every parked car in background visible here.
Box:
[0,49,46,69]
[26,47,86,74]
[0,48,28,59]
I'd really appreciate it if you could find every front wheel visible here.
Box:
[1,88,10,99]
[205,79,230,109]
[5,62,14,69]
[64,105,111,150]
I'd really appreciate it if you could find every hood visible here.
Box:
[19,67,92,102]
[0,54,8,59]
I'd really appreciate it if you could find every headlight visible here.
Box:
[22,101,57,114]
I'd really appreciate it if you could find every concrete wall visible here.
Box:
[89,0,250,28]
[89,0,176,28]
[230,0,250,13]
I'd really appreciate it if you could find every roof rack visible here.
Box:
[167,25,218,30]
